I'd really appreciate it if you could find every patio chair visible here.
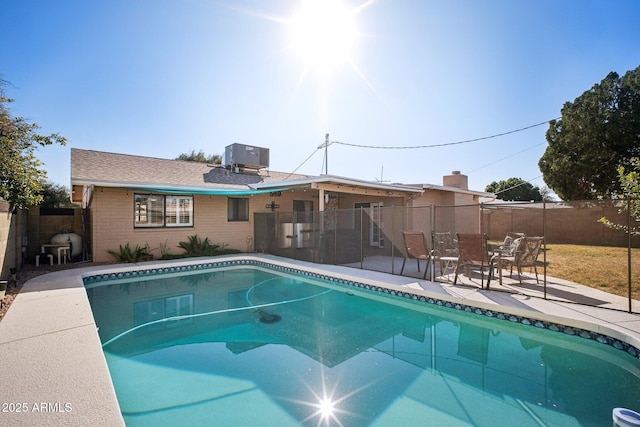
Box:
[453,233,497,289]
[400,231,430,279]
[500,236,545,284]
[431,231,459,280]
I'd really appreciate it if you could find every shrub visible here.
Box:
[107,243,145,263]
[178,235,220,257]
[174,235,242,258]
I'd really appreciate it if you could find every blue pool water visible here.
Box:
[86,264,640,426]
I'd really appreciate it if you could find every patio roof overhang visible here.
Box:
[249,175,424,198]
[71,179,294,196]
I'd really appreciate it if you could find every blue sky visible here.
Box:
[2,0,639,195]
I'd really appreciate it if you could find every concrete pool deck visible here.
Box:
[1,254,639,426]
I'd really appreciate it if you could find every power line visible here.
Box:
[465,142,546,174]
[493,175,543,195]
[284,118,557,178]
[329,118,558,150]
[285,148,320,179]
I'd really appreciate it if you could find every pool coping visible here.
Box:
[1,254,639,426]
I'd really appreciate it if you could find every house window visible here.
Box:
[134,294,194,329]
[134,194,193,227]
[228,197,249,221]
[166,196,193,227]
[165,294,194,327]
[134,195,164,227]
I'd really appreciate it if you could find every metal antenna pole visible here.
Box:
[324,133,329,175]
[318,133,331,175]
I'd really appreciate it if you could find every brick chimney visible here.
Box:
[443,170,468,190]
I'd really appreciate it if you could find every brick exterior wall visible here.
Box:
[87,187,640,263]
[90,188,302,262]
[26,207,84,260]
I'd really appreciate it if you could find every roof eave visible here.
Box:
[420,184,494,197]
[250,175,424,194]
[70,179,293,195]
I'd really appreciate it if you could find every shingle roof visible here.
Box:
[71,148,425,195]
[71,148,310,190]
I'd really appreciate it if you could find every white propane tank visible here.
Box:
[50,233,82,257]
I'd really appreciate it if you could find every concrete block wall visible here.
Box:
[26,207,84,261]
[0,202,27,277]
[0,202,13,278]
[484,204,640,247]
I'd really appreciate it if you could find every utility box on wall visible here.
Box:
[225,143,269,170]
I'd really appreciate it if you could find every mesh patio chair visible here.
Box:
[454,233,498,289]
[500,236,545,284]
[431,231,459,280]
[400,231,430,279]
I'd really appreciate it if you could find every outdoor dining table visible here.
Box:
[40,244,70,265]
[434,255,458,282]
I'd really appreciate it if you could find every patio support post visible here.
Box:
[430,204,436,281]
[390,205,395,275]
[479,202,484,236]
[543,200,547,299]
[318,189,325,212]
[332,221,337,265]
[318,189,325,242]
[627,195,632,313]
[430,204,435,236]
[359,207,364,269]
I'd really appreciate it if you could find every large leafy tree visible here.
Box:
[599,157,640,236]
[539,65,640,200]
[39,181,76,208]
[176,150,221,164]
[485,177,543,202]
[1,82,66,210]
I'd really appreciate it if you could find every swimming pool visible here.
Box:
[85,260,640,426]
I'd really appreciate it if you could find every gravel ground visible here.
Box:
[0,262,113,322]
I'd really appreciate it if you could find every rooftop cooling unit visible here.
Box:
[225,143,270,170]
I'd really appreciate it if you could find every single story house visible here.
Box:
[71,146,492,263]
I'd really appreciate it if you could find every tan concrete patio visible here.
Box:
[346,254,640,312]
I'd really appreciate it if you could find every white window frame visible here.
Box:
[134,194,193,228]
[165,196,193,227]
[134,194,165,228]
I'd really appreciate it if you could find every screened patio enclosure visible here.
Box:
[254,201,640,313]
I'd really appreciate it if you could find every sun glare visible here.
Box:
[318,397,336,418]
[289,0,358,73]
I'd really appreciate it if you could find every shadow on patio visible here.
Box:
[340,255,635,312]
